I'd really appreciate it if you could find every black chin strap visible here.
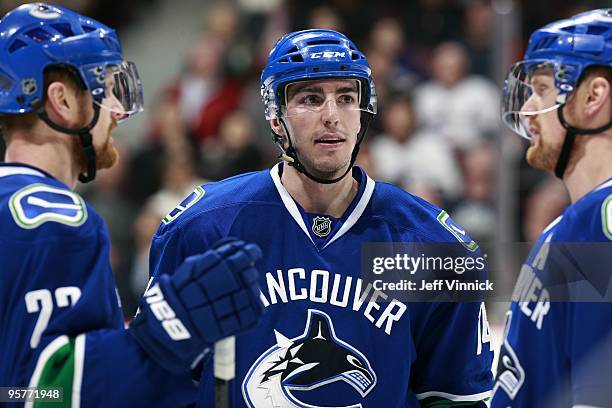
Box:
[37,103,101,183]
[272,112,373,184]
[555,105,612,179]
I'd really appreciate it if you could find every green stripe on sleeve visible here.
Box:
[27,335,85,408]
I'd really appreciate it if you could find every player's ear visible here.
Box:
[270,118,285,136]
[45,81,81,127]
[584,76,610,118]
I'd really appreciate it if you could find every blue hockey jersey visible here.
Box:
[0,164,196,407]
[150,163,494,407]
[491,179,612,407]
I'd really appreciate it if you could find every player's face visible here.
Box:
[521,70,566,171]
[279,79,362,179]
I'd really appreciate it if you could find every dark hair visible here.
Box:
[579,65,612,89]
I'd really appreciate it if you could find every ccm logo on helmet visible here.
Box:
[310,51,346,59]
[145,283,191,341]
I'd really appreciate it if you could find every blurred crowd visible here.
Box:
[3,0,601,316]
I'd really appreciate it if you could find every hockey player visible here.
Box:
[0,4,264,407]
[149,29,493,407]
[492,9,612,407]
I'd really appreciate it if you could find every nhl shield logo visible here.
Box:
[21,78,37,95]
[312,216,332,237]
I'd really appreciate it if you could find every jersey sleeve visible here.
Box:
[148,204,231,281]
[410,301,493,407]
[568,302,612,407]
[28,329,196,407]
[0,205,197,407]
[561,198,612,406]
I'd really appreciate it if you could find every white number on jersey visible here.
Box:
[477,302,492,355]
[25,287,82,348]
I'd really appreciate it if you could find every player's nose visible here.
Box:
[521,94,539,114]
[321,99,340,125]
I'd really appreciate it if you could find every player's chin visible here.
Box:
[96,144,119,170]
[525,146,542,168]
[313,159,351,178]
[525,146,555,172]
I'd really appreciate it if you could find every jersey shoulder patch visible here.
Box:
[601,194,612,241]
[161,185,206,225]
[436,210,479,251]
[8,183,88,229]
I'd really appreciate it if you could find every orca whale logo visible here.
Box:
[242,309,377,407]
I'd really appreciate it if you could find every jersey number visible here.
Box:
[477,302,492,355]
[25,287,81,348]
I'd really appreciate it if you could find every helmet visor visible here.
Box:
[502,60,561,139]
[94,61,143,122]
[280,79,371,118]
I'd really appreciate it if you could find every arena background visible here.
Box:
[2,0,611,372]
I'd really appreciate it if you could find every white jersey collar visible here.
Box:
[0,165,46,179]
[269,163,375,249]
[594,178,612,192]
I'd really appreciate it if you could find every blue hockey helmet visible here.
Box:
[260,29,377,121]
[260,29,377,184]
[0,3,142,119]
[502,8,612,140]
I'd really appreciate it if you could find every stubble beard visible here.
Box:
[71,130,118,175]
[303,153,351,178]
[96,136,119,170]
[526,136,561,173]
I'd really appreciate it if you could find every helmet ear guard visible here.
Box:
[260,29,377,184]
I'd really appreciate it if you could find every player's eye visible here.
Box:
[338,94,356,105]
[300,94,323,106]
[534,84,549,97]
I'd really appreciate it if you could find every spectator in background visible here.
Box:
[461,0,495,78]
[171,31,243,144]
[82,144,139,316]
[451,143,497,244]
[147,8,246,151]
[207,1,255,79]
[307,5,344,31]
[370,93,463,205]
[399,0,463,67]
[200,110,267,180]
[522,177,570,242]
[365,17,420,104]
[414,41,499,151]
[129,88,199,206]
[131,153,205,299]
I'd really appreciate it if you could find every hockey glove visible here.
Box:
[130,238,264,373]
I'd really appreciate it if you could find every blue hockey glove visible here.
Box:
[130,238,264,373]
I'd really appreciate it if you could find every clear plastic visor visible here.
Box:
[280,79,371,118]
[94,61,143,123]
[502,60,561,139]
